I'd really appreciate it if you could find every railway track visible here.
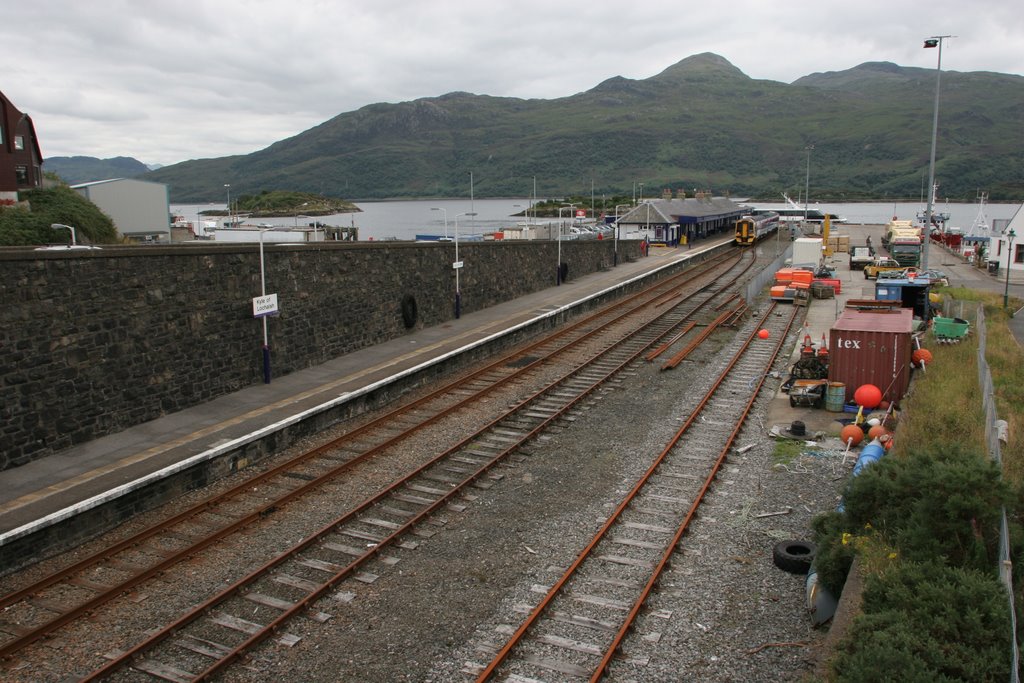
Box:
[0,247,768,680]
[470,302,799,682]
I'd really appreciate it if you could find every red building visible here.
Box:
[0,90,43,202]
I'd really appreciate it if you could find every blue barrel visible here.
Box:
[825,382,846,412]
[853,441,885,476]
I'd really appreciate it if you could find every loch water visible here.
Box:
[172,198,1021,243]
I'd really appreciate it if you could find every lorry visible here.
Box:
[888,233,923,267]
[863,257,907,280]
[882,220,923,267]
[849,245,875,271]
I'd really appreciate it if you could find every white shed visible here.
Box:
[71,178,170,243]
[994,203,1024,277]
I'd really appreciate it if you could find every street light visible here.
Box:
[614,203,631,266]
[431,207,448,239]
[557,204,576,285]
[50,223,77,246]
[1005,228,1016,310]
[803,145,814,222]
[224,184,232,227]
[452,211,476,318]
[921,35,953,272]
[258,228,272,383]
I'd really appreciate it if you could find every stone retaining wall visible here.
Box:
[0,239,639,469]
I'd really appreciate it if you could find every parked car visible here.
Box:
[864,258,907,279]
[915,269,950,286]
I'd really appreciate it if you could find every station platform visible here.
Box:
[0,243,718,549]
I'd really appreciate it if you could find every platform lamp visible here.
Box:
[224,184,232,227]
[452,211,476,318]
[803,144,814,222]
[1005,228,1016,311]
[921,34,953,272]
[258,227,272,383]
[614,203,631,266]
[557,204,576,285]
[50,223,77,246]
[430,207,448,239]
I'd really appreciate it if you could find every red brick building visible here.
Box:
[0,90,43,203]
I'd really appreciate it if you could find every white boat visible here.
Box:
[776,193,846,224]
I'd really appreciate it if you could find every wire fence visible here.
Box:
[973,303,1020,682]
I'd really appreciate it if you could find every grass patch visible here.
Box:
[889,332,986,457]
[772,438,806,463]
[937,288,1024,485]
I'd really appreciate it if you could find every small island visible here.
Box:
[200,190,359,218]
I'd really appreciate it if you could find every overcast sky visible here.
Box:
[6,1,1022,168]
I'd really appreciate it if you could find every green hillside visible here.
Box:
[42,156,151,185]
[144,53,1024,203]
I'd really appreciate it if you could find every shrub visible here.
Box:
[4,185,119,245]
[831,561,1011,682]
[842,445,1010,570]
[811,444,1013,596]
[812,511,857,596]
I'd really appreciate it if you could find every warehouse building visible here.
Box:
[71,178,171,243]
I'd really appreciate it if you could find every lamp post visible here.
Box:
[614,203,630,266]
[431,207,449,239]
[803,145,814,222]
[557,204,576,285]
[921,35,952,272]
[452,212,476,318]
[50,223,77,246]
[1005,228,1017,311]
[224,184,232,227]
[258,228,271,383]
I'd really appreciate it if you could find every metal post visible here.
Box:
[453,212,475,317]
[224,184,232,227]
[1005,229,1017,311]
[258,229,271,384]
[431,207,448,239]
[50,223,76,246]
[614,203,629,266]
[922,35,952,272]
[557,204,575,285]
[455,217,460,317]
[803,145,813,222]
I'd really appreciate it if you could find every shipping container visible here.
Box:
[792,237,824,268]
[828,308,914,405]
[874,279,932,320]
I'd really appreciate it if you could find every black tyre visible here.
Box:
[773,540,816,574]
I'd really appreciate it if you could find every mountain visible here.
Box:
[43,156,151,185]
[144,53,1024,202]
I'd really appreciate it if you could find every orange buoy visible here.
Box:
[854,384,883,409]
[867,425,888,440]
[912,348,933,367]
[841,424,864,446]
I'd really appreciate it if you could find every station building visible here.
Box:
[616,193,746,246]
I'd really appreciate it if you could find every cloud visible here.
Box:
[6,0,1022,166]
